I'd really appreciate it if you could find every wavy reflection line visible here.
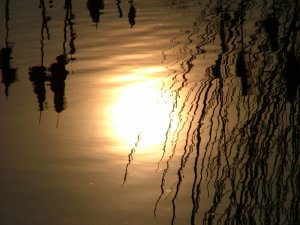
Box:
[156,1,300,225]
[190,77,226,223]
[171,78,216,225]
[116,0,123,17]
[122,131,143,186]
[157,81,200,171]
[113,1,300,224]
[154,81,206,216]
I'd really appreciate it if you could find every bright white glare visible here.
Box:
[111,77,176,150]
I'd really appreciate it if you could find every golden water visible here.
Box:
[0,0,299,225]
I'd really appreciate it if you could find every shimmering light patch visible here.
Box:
[108,66,167,82]
[111,68,177,150]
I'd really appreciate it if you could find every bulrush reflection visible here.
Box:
[128,0,136,28]
[48,0,76,125]
[120,1,300,225]
[1,47,16,99]
[29,67,48,115]
[29,0,76,123]
[49,54,69,117]
[29,0,51,121]
[0,0,17,99]
[87,0,104,28]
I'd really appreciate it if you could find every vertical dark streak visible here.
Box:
[190,78,216,224]
[1,0,17,98]
[5,0,9,47]
[122,132,142,185]
[116,0,123,17]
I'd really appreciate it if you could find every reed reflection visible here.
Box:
[49,54,69,115]
[29,0,51,121]
[0,0,17,99]
[87,0,104,28]
[116,0,123,18]
[128,0,136,28]
[63,0,76,62]
[123,1,300,225]
[29,0,76,123]
[48,0,76,124]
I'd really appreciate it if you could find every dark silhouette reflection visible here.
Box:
[29,66,48,114]
[29,0,51,120]
[280,3,300,103]
[49,54,69,114]
[123,1,300,225]
[116,0,123,18]
[48,0,76,120]
[128,0,136,28]
[261,14,279,52]
[87,0,104,28]
[29,0,76,123]
[208,0,253,96]
[282,51,300,102]
[236,51,249,95]
[0,0,17,99]
[210,8,231,78]
[1,48,16,99]
[234,0,252,96]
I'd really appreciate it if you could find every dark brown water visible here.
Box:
[0,0,299,225]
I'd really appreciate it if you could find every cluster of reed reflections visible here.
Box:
[1,0,135,121]
[124,0,299,225]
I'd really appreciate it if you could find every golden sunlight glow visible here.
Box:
[111,67,177,150]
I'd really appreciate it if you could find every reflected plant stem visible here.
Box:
[116,0,123,17]
[28,0,50,117]
[128,0,136,28]
[154,83,201,217]
[157,4,224,222]
[119,0,300,224]
[40,0,50,66]
[155,69,209,220]
[122,131,142,185]
[64,0,76,60]
[154,159,170,217]
[190,77,218,224]
[158,1,300,224]
[172,78,214,225]
[157,82,198,172]
[156,106,177,172]
[5,0,9,46]
[1,0,17,99]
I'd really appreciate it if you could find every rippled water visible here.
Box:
[1,0,299,225]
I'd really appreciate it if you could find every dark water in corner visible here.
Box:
[0,0,299,225]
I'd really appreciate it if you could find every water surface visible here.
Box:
[0,0,299,225]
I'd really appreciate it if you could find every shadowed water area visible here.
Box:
[0,0,299,225]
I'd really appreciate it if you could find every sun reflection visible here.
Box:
[111,71,176,150]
